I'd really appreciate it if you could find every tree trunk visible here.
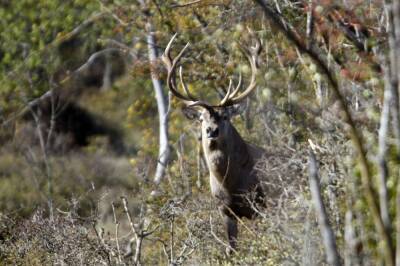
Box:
[145,25,171,186]
[308,150,342,266]
[137,0,171,188]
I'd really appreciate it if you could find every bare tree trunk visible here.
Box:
[386,0,400,156]
[378,60,392,234]
[134,237,143,265]
[383,3,400,265]
[344,210,361,266]
[137,0,171,188]
[397,177,400,266]
[146,27,171,186]
[308,150,342,266]
[387,1,400,265]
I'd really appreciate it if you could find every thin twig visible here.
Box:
[170,0,202,8]
[306,0,314,49]
[111,202,122,264]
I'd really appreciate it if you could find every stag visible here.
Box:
[162,33,264,253]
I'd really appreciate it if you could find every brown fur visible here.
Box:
[188,108,265,252]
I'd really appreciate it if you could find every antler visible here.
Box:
[162,31,261,108]
[218,29,261,107]
[161,34,197,105]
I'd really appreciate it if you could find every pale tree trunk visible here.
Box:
[378,58,392,236]
[385,0,400,155]
[389,1,400,265]
[145,25,171,186]
[392,0,400,155]
[379,2,395,232]
[308,150,342,266]
[384,1,400,264]
[137,0,171,188]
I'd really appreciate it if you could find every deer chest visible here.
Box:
[209,174,230,202]
[205,151,229,178]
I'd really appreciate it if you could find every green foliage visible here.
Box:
[0,0,120,118]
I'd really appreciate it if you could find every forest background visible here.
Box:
[1,0,400,265]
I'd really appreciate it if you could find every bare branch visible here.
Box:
[170,0,202,8]
[111,202,122,264]
[306,0,314,49]
[121,197,141,265]
[73,48,130,78]
[52,12,107,46]
[308,150,341,266]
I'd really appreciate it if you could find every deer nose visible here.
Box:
[206,127,219,138]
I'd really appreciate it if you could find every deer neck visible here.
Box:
[202,125,249,183]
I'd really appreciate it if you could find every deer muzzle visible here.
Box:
[206,127,219,139]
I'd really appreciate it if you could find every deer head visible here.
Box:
[162,32,261,147]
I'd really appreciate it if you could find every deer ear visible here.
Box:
[182,106,201,120]
[226,104,245,118]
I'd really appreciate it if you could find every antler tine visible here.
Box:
[161,34,195,104]
[220,78,233,105]
[224,31,260,105]
[179,66,197,101]
[229,73,242,99]
[163,33,177,68]
[225,78,233,95]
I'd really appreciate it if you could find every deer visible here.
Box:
[162,32,265,254]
